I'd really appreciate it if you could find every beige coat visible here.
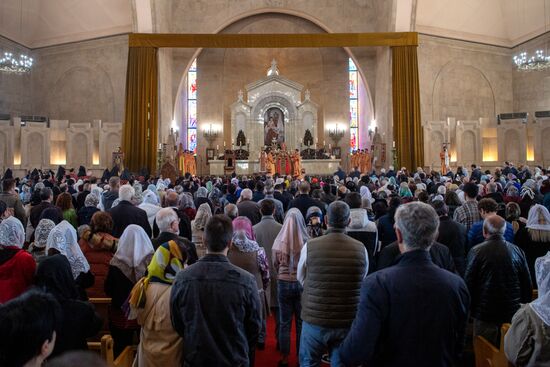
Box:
[133,283,183,367]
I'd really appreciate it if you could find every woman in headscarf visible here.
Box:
[191,203,212,257]
[515,204,550,287]
[506,202,525,235]
[46,220,93,299]
[194,186,214,214]
[520,186,537,218]
[34,255,102,358]
[0,216,35,303]
[505,252,550,366]
[272,208,309,366]
[398,182,414,203]
[77,193,100,226]
[29,218,55,263]
[104,225,154,356]
[179,192,196,220]
[129,241,187,367]
[306,206,324,238]
[505,185,521,204]
[79,212,118,298]
[139,190,162,232]
[208,186,223,215]
[228,216,270,349]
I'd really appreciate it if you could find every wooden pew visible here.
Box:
[89,297,112,338]
[114,346,137,367]
[473,324,512,367]
[87,334,114,366]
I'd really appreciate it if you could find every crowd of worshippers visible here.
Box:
[0,161,549,367]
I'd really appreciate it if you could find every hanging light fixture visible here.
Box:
[0,0,33,74]
[513,0,550,71]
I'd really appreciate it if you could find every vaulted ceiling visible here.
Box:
[0,0,548,49]
[0,0,132,48]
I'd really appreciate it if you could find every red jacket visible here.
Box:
[79,231,117,298]
[0,247,36,304]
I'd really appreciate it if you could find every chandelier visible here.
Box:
[0,52,33,74]
[513,50,550,71]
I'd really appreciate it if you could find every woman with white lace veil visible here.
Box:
[46,220,93,300]
[104,224,154,355]
[515,204,550,287]
[505,252,550,366]
[272,208,309,366]
[139,190,162,232]
[191,203,212,257]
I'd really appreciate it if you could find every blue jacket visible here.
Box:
[467,220,514,252]
[339,250,470,367]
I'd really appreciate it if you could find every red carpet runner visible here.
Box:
[255,315,299,367]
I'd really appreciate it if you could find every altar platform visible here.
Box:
[208,159,341,176]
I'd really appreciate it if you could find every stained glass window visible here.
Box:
[349,58,359,152]
[187,59,197,152]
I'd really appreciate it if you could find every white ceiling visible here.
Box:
[0,0,132,48]
[415,0,550,47]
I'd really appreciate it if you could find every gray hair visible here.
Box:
[240,188,253,200]
[327,201,350,228]
[483,215,506,236]
[156,208,179,232]
[118,184,135,202]
[224,204,238,219]
[395,202,439,250]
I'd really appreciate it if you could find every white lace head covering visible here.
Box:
[0,216,25,248]
[46,220,90,278]
[531,252,550,325]
[192,203,212,231]
[526,204,550,231]
[142,190,160,206]
[35,219,56,249]
[110,224,154,283]
[273,208,309,259]
[360,185,373,204]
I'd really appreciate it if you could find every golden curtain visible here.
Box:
[392,45,423,170]
[122,47,158,173]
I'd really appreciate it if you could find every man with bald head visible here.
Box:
[465,214,532,346]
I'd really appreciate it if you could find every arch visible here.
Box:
[504,130,521,163]
[27,133,44,166]
[432,62,496,121]
[171,11,374,140]
[462,130,477,165]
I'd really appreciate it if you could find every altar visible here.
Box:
[209,159,341,176]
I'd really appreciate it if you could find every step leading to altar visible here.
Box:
[208,159,341,176]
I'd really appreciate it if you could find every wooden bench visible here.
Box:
[89,297,112,339]
[474,324,511,367]
[87,334,136,367]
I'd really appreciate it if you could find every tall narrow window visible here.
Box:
[187,59,197,152]
[349,58,359,152]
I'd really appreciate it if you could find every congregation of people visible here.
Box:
[1,160,550,367]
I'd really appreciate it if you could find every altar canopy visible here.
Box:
[123,32,422,172]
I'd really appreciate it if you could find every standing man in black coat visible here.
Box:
[465,214,532,346]
[108,184,151,238]
[432,200,467,276]
[288,181,326,220]
[338,202,470,367]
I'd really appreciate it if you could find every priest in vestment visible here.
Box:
[260,151,267,173]
[363,149,372,174]
[188,152,197,176]
[177,143,185,175]
[291,149,302,178]
[266,152,275,175]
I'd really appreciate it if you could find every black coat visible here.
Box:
[514,227,550,288]
[288,194,326,220]
[77,206,100,227]
[152,231,198,265]
[108,200,152,238]
[465,235,532,324]
[437,216,467,276]
[339,250,470,367]
[377,241,456,274]
[237,200,262,225]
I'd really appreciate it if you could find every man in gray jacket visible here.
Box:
[253,199,283,348]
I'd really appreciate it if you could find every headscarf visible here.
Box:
[526,204,550,231]
[360,185,373,204]
[306,206,324,238]
[34,219,56,249]
[110,225,154,283]
[142,190,160,206]
[521,186,535,201]
[399,183,413,198]
[196,186,208,199]
[35,254,79,300]
[147,184,159,201]
[531,252,550,325]
[232,216,256,240]
[128,240,186,316]
[0,216,25,248]
[46,221,90,279]
[192,203,212,232]
[84,193,99,208]
[231,216,260,253]
[179,192,195,209]
[273,208,309,267]
[133,182,143,204]
[206,181,213,193]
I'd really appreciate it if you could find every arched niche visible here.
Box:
[462,130,477,165]
[504,129,521,163]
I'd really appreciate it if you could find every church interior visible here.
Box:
[0,0,548,176]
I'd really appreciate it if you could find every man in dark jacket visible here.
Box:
[236,189,261,225]
[107,184,151,238]
[432,200,467,276]
[274,183,293,211]
[152,191,192,241]
[465,214,532,346]
[0,178,27,226]
[30,187,54,229]
[288,181,326,220]
[377,240,456,273]
[152,208,197,265]
[171,214,261,367]
[468,198,514,251]
[339,202,470,367]
[102,176,120,210]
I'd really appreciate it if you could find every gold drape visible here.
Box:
[392,46,423,170]
[122,47,158,173]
